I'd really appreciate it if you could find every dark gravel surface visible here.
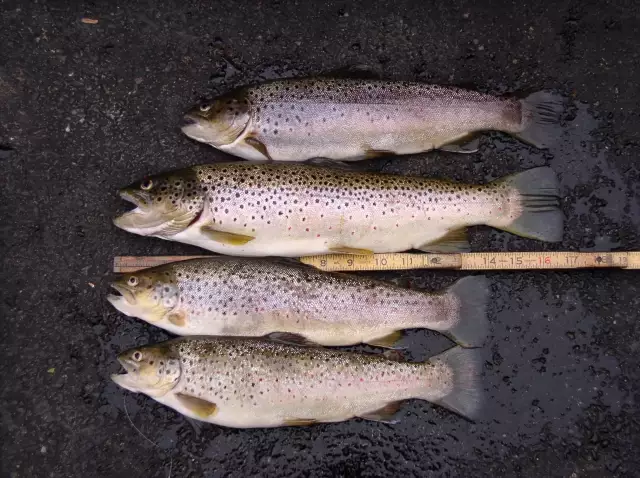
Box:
[2,0,640,476]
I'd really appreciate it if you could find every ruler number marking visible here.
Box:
[375,257,388,267]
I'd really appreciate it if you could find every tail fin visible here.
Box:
[443,276,489,348]
[493,167,563,242]
[514,91,564,149]
[426,346,482,420]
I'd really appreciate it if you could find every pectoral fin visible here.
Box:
[366,330,403,348]
[175,393,218,418]
[417,228,470,253]
[329,246,374,255]
[244,137,272,161]
[283,418,319,426]
[166,312,187,327]
[358,401,405,423]
[200,226,255,246]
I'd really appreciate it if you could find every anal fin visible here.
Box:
[175,393,218,418]
[358,401,405,423]
[366,330,403,348]
[201,226,255,246]
[418,228,470,253]
[329,246,374,255]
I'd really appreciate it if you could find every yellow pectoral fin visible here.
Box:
[175,393,218,418]
[200,226,255,246]
[329,246,374,255]
[166,312,187,327]
[244,137,273,161]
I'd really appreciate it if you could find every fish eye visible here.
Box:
[128,276,139,286]
[140,179,153,190]
[132,351,143,362]
[200,104,212,112]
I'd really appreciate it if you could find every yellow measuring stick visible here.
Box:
[113,252,640,273]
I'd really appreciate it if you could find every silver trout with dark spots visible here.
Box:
[107,257,488,348]
[181,78,564,161]
[113,163,563,257]
[112,337,481,428]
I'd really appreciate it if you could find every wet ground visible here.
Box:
[1,0,639,476]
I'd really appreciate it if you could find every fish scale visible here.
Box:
[107,257,489,347]
[246,79,519,161]
[181,78,564,161]
[112,336,482,428]
[114,162,563,258]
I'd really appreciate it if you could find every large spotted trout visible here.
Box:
[112,336,481,428]
[181,78,563,161]
[107,257,488,348]
[113,162,563,256]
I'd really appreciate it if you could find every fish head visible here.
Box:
[107,269,180,324]
[181,93,251,146]
[112,343,181,397]
[113,168,204,237]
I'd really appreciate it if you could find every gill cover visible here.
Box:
[113,168,203,237]
[112,343,182,397]
[107,270,180,323]
[182,90,252,146]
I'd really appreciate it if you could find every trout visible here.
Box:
[111,337,481,428]
[181,78,564,161]
[113,163,563,257]
[107,257,489,348]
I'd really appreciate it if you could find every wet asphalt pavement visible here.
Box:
[2,0,640,476]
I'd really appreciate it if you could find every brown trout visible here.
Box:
[107,257,488,348]
[111,337,481,428]
[181,78,564,161]
[113,162,562,256]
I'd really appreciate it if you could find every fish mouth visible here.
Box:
[180,114,219,145]
[107,282,137,305]
[111,357,141,393]
[181,110,250,147]
[113,206,178,236]
[181,114,199,128]
[119,189,149,209]
[114,189,167,235]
